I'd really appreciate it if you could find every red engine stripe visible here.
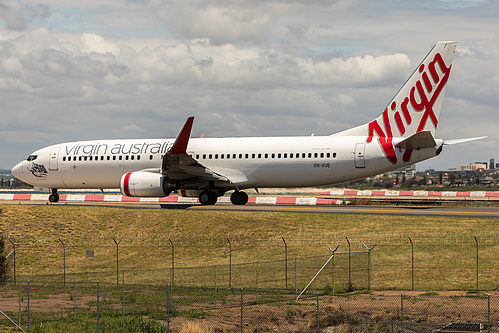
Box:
[123,172,132,197]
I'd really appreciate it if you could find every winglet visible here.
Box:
[168,117,194,154]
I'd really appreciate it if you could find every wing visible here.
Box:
[161,117,233,183]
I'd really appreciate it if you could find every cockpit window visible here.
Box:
[27,155,38,161]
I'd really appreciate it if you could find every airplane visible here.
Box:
[11,41,485,205]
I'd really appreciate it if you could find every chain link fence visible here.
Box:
[1,279,498,332]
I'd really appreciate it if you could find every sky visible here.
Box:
[0,0,498,171]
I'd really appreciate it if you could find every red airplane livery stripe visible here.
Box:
[123,172,132,197]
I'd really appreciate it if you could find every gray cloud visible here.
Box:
[0,0,498,172]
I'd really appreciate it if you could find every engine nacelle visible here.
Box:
[177,189,225,197]
[177,190,203,198]
[120,172,177,197]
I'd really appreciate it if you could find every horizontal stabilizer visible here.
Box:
[444,136,487,145]
[395,131,436,150]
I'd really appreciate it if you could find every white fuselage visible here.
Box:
[11,135,442,191]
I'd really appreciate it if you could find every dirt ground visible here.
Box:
[1,289,498,332]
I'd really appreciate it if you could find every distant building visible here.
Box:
[490,158,495,170]
[460,162,488,172]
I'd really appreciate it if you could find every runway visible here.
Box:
[3,200,498,218]
[175,203,499,218]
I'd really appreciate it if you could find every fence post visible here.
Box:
[227,238,232,289]
[74,272,76,318]
[59,239,66,287]
[346,237,351,283]
[27,280,30,333]
[167,284,170,333]
[122,269,125,316]
[169,238,174,287]
[294,257,297,299]
[327,245,340,295]
[97,281,100,333]
[488,294,491,333]
[256,260,259,305]
[401,293,404,333]
[409,237,414,290]
[475,236,479,291]
[18,274,21,326]
[214,265,217,309]
[316,292,319,333]
[113,238,119,287]
[282,237,287,289]
[362,243,377,291]
[240,288,243,333]
[9,237,16,286]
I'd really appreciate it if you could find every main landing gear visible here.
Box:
[199,190,218,205]
[49,189,60,203]
[230,191,248,205]
[198,190,249,205]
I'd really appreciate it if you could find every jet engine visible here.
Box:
[120,171,178,197]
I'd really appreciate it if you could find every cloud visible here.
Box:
[0,0,51,30]
[0,0,498,172]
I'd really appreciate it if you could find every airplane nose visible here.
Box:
[11,162,25,181]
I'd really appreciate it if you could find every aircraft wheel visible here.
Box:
[49,194,59,203]
[230,191,248,205]
[199,191,217,205]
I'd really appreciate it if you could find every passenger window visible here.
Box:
[203,154,206,159]
[265,153,268,158]
[137,155,141,160]
[326,153,330,158]
[149,155,153,160]
[278,153,281,158]
[252,154,255,158]
[84,156,88,161]
[221,154,224,159]
[239,154,243,159]
[290,153,293,158]
[258,153,261,158]
[90,156,93,161]
[79,156,82,161]
[245,154,249,159]
[63,157,66,161]
[272,153,275,158]
[283,153,287,158]
[308,153,312,158]
[131,155,134,160]
[214,154,218,159]
[226,154,230,159]
[114,156,117,161]
[196,154,200,159]
[320,153,324,158]
[333,153,337,158]
[107,156,110,161]
[314,153,318,158]
[209,154,212,159]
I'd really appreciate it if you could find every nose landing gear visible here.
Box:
[49,189,60,203]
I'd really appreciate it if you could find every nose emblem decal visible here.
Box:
[27,163,48,178]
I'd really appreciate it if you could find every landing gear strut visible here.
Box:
[199,190,218,205]
[49,189,59,203]
[230,191,248,205]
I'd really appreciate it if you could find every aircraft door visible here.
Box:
[49,147,60,171]
[354,143,365,168]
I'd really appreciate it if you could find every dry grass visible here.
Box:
[0,203,498,289]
